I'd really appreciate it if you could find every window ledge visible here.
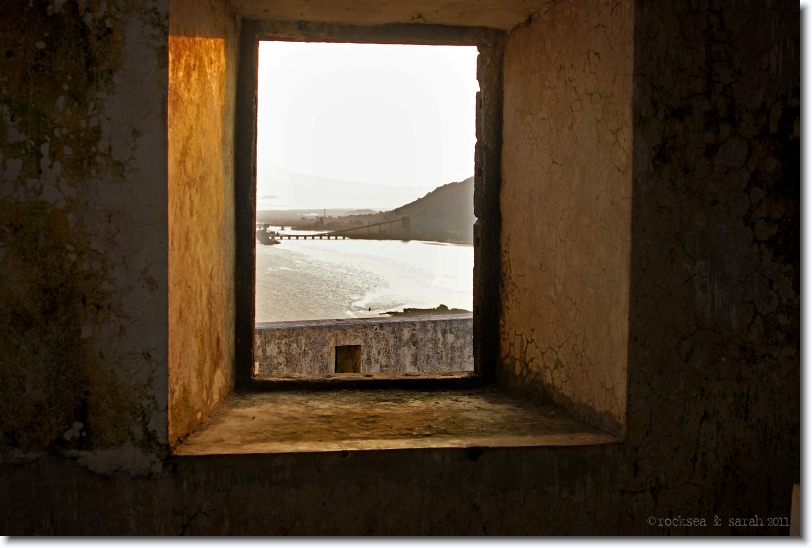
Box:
[174,386,619,455]
[247,371,481,391]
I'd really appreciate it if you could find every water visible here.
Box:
[255,228,474,322]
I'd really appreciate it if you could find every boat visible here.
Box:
[255,224,281,245]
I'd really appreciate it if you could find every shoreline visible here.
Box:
[262,225,473,246]
[385,305,471,317]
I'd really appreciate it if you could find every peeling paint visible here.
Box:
[0,0,168,463]
[69,441,162,476]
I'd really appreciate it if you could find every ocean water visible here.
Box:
[255,228,474,323]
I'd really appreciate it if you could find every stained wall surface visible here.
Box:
[255,316,474,375]
[229,0,564,30]
[500,0,633,435]
[0,0,801,536]
[624,0,799,528]
[0,0,169,473]
[168,0,239,446]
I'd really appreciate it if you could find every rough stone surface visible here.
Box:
[499,0,633,436]
[231,0,564,31]
[255,315,474,375]
[168,0,239,447]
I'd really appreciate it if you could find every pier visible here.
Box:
[273,217,410,240]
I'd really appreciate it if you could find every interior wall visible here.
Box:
[625,0,799,526]
[499,0,633,435]
[0,0,169,472]
[228,0,564,30]
[0,0,800,535]
[168,0,239,445]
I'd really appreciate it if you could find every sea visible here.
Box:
[255,228,474,323]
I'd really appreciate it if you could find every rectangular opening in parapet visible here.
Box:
[253,41,477,377]
[335,345,362,373]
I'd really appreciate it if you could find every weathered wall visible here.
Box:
[229,0,564,30]
[625,0,800,531]
[0,0,800,536]
[0,0,169,472]
[256,316,474,375]
[167,0,239,446]
[499,0,633,435]
[3,445,628,535]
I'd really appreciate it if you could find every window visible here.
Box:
[172,18,625,456]
[252,40,478,377]
[234,22,505,390]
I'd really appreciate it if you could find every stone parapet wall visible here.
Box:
[255,314,473,375]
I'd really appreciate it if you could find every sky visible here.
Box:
[257,42,479,195]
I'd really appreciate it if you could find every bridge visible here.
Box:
[272,217,411,240]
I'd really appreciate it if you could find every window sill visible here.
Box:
[174,385,619,455]
[247,371,481,391]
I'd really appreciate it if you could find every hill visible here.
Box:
[299,177,475,244]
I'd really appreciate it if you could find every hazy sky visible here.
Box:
[257,41,479,189]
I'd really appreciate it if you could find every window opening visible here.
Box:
[335,345,362,373]
[253,41,479,377]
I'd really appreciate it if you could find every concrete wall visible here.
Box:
[625,0,799,526]
[500,0,633,435]
[229,0,565,30]
[1,0,169,472]
[256,316,474,375]
[0,0,800,535]
[168,0,239,447]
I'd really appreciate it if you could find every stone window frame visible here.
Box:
[233,21,506,391]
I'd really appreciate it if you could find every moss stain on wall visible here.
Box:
[0,0,169,471]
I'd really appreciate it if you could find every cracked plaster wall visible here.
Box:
[499,0,633,435]
[624,0,799,529]
[167,0,239,447]
[0,0,169,473]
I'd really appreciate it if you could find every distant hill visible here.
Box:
[256,208,377,226]
[316,177,475,244]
